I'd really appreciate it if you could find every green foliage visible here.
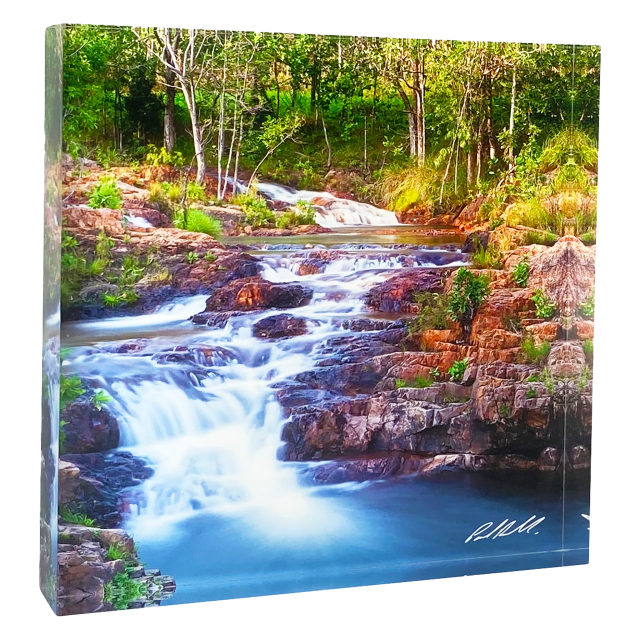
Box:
[395,374,435,389]
[185,251,199,264]
[233,192,276,227]
[204,251,218,262]
[447,268,491,334]
[580,230,596,245]
[60,506,96,527]
[526,373,540,383]
[276,201,317,228]
[520,336,551,364]
[498,403,511,418]
[471,244,503,269]
[106,544,132,562]
[377,161,440,211]
[410,292,450,333]
[92,389,112,409]
[88,176,122,209]
[538,128,598,172]
[104,572,148,611]
[95,230,115,261]
[579,290,595,318]
[577,366,592,393]
[174,208,223,238]
[531,289,556,318]
[526,388,538,399]
[102,289,139,307]
[511,258,530,287]
[60,375,84,410]
[541,367,555,395]
[448,358,469,382]
[522,230,558,246]
[583,338,594,363]
[144,144,185,167]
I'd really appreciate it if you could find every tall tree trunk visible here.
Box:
[163,64,176,152]
[321,112,332,168]
[508,68,516,172]
[163,29,178,152]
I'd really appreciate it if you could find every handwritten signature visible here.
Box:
[465,515,545,543]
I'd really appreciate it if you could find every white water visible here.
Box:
[256,181,399,227]
[64,243,468,540]
[230,178,399,226]
[124,213,154,228]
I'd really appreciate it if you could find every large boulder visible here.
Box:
[205,278,313,311]
[253,314,310,339]
[365,269,445,313]
[60,397,119,454]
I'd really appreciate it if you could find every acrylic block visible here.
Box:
[41,24,597,615]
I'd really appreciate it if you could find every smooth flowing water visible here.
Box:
[61,232,589,605]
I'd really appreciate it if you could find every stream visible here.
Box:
[60,194,590,606]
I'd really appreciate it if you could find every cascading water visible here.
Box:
[255,181,400,227]
[61,235,590,604]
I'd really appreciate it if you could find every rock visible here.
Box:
[205,278,313,311]
[59,451,153,528]
[526,236,596,317]
[547,341,586,378]
[537,447,561,471]
[63,206,126,235]
[461,230,489,253]
[191,310,250,328]
[60,396,119,454]
[253,314,310,339]
[366,269,445,313]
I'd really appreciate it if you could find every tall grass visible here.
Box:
[377,162,441,211]
[174,209,223,238]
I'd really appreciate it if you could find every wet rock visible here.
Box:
[366,269,445,313]
[59,451,153,528]
[205,278,313,311]
[191,310,249,328]
[253,314,310,339]
[60,397,119,454]
[152,345,236,367]
[537,447,561,471]
[461,230,489,253]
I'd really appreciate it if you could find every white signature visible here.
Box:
[465,515,545,543]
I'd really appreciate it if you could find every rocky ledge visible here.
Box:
[57,524,175,615]
[276,236,595,481]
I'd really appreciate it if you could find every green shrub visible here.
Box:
[204,251,218,262]
[526,388,537,399]
[60,375,84,410]
[174,209,222,238]
[447,268,491,337]
[448,358,469,382]
[471,244,503,269]
[185,251,199,264]
[512,258,530,287]
[522,230,558,246]
[144,144,185,167]
[276,201,317,228]
[531,289,556,318]
[377,161,440,211]
[579,291,595,318]
[106,544,131,562]
[233,192,275,227]
[60,506,96,527]
[88,176,122,209]
[395,374,435,389]
[526,373,540,382]
[95,230,115,261]
[102,289,139,308]
[580,229,596,245]
[541,367,555,395]
[583,338,594,363]
[104,572,148,610]
[520,335,551,364]
[92,389,111,409]
[410,292,450,333]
